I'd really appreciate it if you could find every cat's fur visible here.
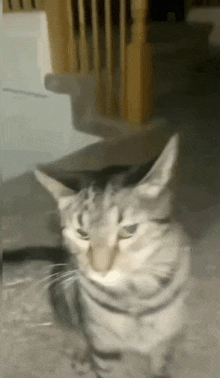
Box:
[35,134,190,378]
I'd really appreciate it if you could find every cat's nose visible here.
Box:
[92,255,112,273]
[88,246,114,273]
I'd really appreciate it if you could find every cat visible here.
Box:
[34,134,191,378]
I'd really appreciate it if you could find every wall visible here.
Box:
[2,11,100,181]
[187,7,220,46]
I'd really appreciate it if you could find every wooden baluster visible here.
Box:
[120,0,126,118]
[78,0,90,74]
[8,0,21,11]
[105,0,118,117]
[92,0,100,73]
[45,0,78,74]
[23,0,34,11]
[123,0,154,128]
[67,0,79,73]
[34,1,45,10]
[92,0,106,115]
[3,0,45,12]
[3,0,12,12]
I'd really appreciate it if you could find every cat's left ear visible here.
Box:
[137,134,179,198]
[34,170,76,210]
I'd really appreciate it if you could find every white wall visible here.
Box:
[187,7,220,47]
[2,11,100,181]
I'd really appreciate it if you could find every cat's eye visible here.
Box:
[119,224,138,239]
[76,228,89,240]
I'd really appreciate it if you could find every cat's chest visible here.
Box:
[79,270,160,314]
[78,245,190,352]
[80,281,185,354]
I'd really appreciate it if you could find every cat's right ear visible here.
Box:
[136,134,179,198]
[34,170,75,210]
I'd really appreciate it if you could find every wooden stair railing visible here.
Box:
[3,0,154,129]
[44,0,78,75]
[122,0,153,126]
[105,0,118,117]
[3,0,44,12]
[92,0,106,115]
[42,0,154,129]
[4,0,220,128]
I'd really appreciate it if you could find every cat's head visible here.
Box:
[35,134,179,279]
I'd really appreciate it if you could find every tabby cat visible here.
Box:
[35,134,190,378]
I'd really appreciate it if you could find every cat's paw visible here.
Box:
[71,349,91,376]
[73,361,91,376]
[71,331,91,376]
[153,367,171,378]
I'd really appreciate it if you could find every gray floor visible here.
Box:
[3,22,220,377]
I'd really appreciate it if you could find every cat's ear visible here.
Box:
[137,134,179,198]
[34,170,75,210]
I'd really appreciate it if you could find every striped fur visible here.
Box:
[35,134,190,377]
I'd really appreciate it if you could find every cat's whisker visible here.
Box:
[47,263,69,269]
[38,271,79,300]
[40,270,78,292]
[49,270,78,286]
[17,269,78,304]
[62,275,79,290]
[42,263,69,274]
[18,271,62,299]
[12,271,62,308]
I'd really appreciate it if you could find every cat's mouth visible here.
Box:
[87,269,122,286]
[87,245,120,274]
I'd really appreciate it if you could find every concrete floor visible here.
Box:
[3,22,220,377]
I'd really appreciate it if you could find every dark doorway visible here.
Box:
[150,0,185,22]
[71,0,185,34]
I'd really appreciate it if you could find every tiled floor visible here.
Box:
[3,22,220,377]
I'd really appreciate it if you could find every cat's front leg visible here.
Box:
[150,342,173,378]
[70,328,92,375]
[150,331,185,378]
[91,349,123,378]
[93,350,152,378]
[49,265,92,374]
